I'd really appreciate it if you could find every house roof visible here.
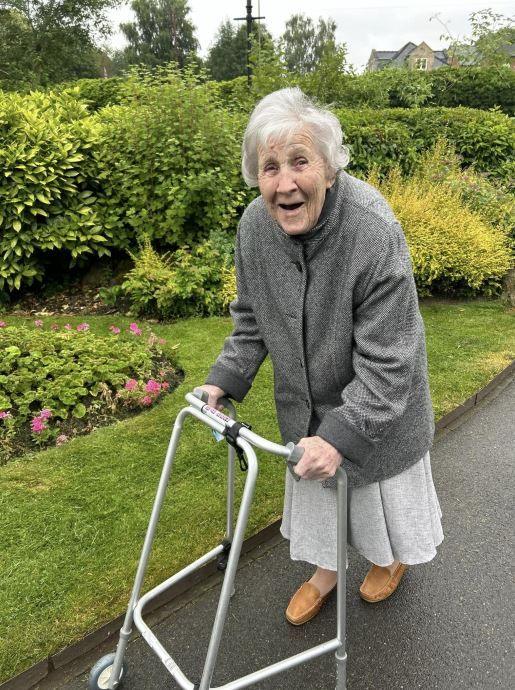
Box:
[389,42,418,65]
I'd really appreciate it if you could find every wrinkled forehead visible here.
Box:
[256,125,321,158]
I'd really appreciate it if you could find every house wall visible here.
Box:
[406,43,436,70]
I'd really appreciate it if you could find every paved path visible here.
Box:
[50,377,514,690]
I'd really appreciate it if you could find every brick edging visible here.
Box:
[2,360,514,690]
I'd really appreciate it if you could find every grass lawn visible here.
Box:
[0,299,513,681]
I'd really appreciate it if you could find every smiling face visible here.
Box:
[257,128,333,235]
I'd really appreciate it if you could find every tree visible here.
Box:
[0,1,119,89]
[280,14,340,74]
[206,18,273,81]
[470,9,514,67]
[119,0,199,69]
[432,8,514,68]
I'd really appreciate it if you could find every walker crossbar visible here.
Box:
[93,390,348,690]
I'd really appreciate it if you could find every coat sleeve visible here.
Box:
[316,221,424,468]
[205,225,268,401]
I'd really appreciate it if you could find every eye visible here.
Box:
[263,162,278,174]
[294,158,308,168]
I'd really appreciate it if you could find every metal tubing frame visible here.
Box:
[107,395,348,690]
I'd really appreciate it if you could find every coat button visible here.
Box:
[305,399,310,408]
[293,261,302,272]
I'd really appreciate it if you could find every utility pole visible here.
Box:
[234,1,265,87]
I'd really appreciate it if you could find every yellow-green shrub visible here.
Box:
[369,165,512,296]
[220,266,237,311]
[115,237,235,319]
[412,139,514,253]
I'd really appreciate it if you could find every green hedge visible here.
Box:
[219,66,515,115]
[338,107,515,180]
[1,70,513,297]
[427,67,515,114]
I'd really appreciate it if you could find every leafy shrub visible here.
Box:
[337,106,514,181]
[1,68,512,298]
[340,115,419,177]
[0,90,108,292]
[113,238,236,319]
[367,165,512,296]
[427,67,515,115]
[219,66,515,114]
[92,64,251,252]
[324,72,391,109]
[0,320,177,462]
[61,77,128,111]
[414,139,514,252]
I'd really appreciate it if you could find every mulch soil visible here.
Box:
[5,284,118,317]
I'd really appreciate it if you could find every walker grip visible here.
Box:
[286,442,304,482]
[193,387,209,403]
[193,387,232,411]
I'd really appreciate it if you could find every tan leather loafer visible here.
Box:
[359,563,407,603]
[285,581,334,626]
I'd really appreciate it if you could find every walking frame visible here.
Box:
[89,389,348,690]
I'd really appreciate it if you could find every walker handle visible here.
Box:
[193,387,233,410]
[286,442,304,482]
[192,388,303,479]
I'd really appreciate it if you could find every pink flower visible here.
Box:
[158,338,166,345]
[0,411,11,419]
[31,417,47,433]
[124,378,138,391]
[34,319,43,327]
[51,323,59,331]
[39,408,52,419]
[56,434,69,446]
[145,379,161,395]
[64,323,72,331]
[129,322,142,336]
[0,321,6,328]
[161,381,170,391]
[140,395,153,406]
[109,325,121,335]
[76,322,90,332]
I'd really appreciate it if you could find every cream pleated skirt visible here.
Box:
[280,451,444,569]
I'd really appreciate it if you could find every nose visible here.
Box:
[276,165,298,195]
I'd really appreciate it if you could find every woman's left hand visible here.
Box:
[294,436,343,480]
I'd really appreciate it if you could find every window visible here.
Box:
[415,57,428,70]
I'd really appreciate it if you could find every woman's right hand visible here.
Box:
[197,384,226,411]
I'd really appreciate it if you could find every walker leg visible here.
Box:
[198,443,259,690]
[334,470,348,690]
[335,647,347,690]
[106,408,190,689]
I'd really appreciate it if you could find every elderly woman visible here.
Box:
[200,88,443,625]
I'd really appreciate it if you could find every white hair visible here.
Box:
[241,87,350,187]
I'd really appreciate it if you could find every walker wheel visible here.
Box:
[88,653,127,690]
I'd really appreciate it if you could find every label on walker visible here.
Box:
[212,429,224,442]
[202,404,234,426]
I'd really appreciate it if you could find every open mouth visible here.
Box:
[278,202,304,211]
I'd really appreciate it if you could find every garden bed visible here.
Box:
[0,318,182,463]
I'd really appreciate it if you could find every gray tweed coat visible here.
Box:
[206,169,435,488]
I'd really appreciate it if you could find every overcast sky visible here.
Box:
[106,0,514,73]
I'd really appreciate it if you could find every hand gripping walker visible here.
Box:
[89,389,348,690]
